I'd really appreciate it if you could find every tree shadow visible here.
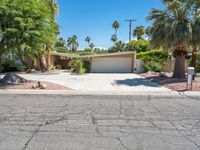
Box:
[114,78,160,87]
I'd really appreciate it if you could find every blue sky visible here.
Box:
[57,0,163,49]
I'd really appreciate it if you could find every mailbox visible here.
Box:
[188,67,195,75]
[187,67,195,90]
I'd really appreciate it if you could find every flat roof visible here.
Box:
[80,51,136,58]
[51,51,136,59]
[51,52,79,58]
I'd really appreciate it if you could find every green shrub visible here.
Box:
[75,59,85,74]
[196,55,200,73]
[137,50,169,72]
[0,59,26,73]
[83,61,91,73]
[67,58,77,71]
[84,48,92,52]
[55,47,68,53]
[143,61,163,72]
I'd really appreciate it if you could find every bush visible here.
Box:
[74,59,85,74]
[196,55,200,73]
[83,61,91,73]
[143,61,163,72]
[0,59,26,73]
[84,48,92,52]
[126,39,149,53]
[137,50,169,72]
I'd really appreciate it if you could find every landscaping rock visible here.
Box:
[32,84,38,89]
[0,73,27,85]
[40,83,47,89]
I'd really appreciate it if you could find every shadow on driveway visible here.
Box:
[114,78,160,87]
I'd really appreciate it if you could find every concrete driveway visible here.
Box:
[20,72,171,94]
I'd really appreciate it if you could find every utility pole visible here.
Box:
[125,19,136,41]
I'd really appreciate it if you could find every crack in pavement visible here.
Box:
[0,95,200,150]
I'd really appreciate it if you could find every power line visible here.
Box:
[125,19,136,41]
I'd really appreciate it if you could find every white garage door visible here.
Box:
[91,58,132,73]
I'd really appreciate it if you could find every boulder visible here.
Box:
[40,83,47,89]
[0,73,27,85]
[32,84,38,89]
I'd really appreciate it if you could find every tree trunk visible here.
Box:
[47,48,51,71]
[191,48,197,68]
[39,55,47,72]
[173,55,186,78]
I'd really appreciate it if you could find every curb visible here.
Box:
[0,89,195,96]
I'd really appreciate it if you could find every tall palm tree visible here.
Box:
[111,34,117,44]
[133,26,145,40]
[112,20,120,38]
[147,0,194,78]
[85,36,91,47]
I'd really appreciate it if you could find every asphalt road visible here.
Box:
[0,94,200,150]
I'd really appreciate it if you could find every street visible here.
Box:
[0,94,200,150]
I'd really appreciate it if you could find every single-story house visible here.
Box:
[50,51,136,73]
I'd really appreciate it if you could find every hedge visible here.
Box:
[137,50,169,72]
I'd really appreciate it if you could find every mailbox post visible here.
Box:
[187,67,195,90]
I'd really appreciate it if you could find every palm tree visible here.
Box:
[111,34,117,44]
[112,20,120,38]
[147,0,194,78]
[89,43,95,50]
[85,36,91,47]
[55,37,66,48]
[67,37,72,51]
[133,26,145,40]
[67,35,79,52]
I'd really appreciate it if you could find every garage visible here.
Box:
[81,52,136,73]
[91,58,132,73]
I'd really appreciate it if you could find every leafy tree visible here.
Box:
[147,0,195,78]
[126,39,149,53]
[108,41,126,52]
[55,37,66,48]
[133,26,145,40]
[0,0,58,71]
[54,37,68,53]
[112,20,120,38]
